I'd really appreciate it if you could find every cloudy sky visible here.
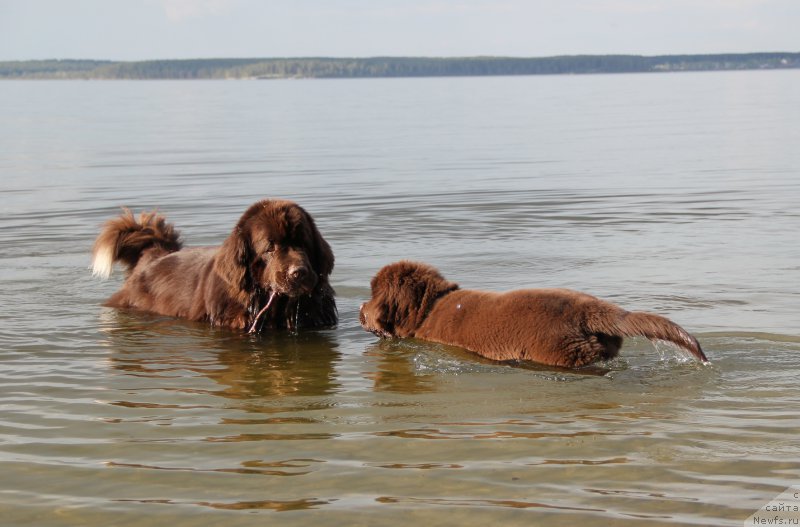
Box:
[1,0,798,61]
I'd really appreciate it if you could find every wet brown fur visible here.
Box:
[91,199,337,331]
[360,261,707,368]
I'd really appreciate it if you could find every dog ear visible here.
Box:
[377,279,425,338]
[296,281,338,328]
[393,267,458,337]
[214,226,251,292]
[303,210,334,279]
[418,275,458,318]
[387,288,416,337]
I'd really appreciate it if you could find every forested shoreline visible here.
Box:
[2,53,798,79]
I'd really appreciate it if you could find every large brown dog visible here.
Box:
[92,199,337,332]
[360,261,708,368]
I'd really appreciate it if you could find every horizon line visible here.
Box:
[4,51,800,63]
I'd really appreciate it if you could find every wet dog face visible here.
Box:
[247,206,319,296]
[215,200,334,299]
[360,261,458,338]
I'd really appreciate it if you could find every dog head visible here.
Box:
[360,261,458,338]
[214,199,334,302]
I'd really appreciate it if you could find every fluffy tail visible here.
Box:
[596,310,708,364]
[91,209,182,279]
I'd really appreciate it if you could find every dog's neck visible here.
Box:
[419,284,459,324]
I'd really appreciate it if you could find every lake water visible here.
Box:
[1,71,799,526]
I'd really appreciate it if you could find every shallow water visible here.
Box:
[1,71,799,526]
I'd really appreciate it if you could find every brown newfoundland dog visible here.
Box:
[360,261,708,369]
[91,199,337,332]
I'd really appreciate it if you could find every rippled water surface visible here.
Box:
[1,72,799,526]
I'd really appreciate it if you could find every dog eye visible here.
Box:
[264,241,275,254]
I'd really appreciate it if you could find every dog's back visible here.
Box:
[103,247,220,317]
[416,287,707,368]
[416,288,612,365]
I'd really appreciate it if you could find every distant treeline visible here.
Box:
[2,53,799,80]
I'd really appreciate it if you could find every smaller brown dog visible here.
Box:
[359,261,708,368]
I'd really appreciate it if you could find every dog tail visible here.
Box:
[91,209,182,279]
[593,310,708,364]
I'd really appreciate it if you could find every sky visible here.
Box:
[1,0,799,61]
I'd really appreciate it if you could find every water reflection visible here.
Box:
[363,340,438,394]
[375,495,606,513]
[208,334,341,399]
[115,497,332,512]
[99,309,341,399]
[107,458,319,476]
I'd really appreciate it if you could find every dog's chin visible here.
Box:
[367,327,393,339]
[358,303,394,338]
[270,288,312,300]
[266,279,318,299]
